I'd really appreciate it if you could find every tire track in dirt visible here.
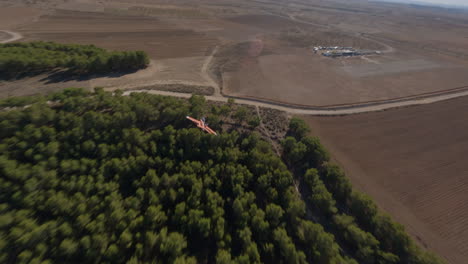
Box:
[201,45,221,96]
[105,45,220,94]
[0,30,23,43]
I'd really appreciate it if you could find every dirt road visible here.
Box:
[123,85,468,116]
[358,33,394,54]
[0,30,23,43]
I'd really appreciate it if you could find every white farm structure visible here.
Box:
[313,46,380,58]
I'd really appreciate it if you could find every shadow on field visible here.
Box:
[39,68,140,84]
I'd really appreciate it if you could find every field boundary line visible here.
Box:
[222,84,468,110]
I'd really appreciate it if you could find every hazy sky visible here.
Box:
[405,0,468,7]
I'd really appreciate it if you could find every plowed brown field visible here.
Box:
[0,6,43,29]
[0,8,220,96]
[4,1,468,107]
[303,96,468,264]
[17,10,218,59]
[227,14,301,30]
[215,1,468,107]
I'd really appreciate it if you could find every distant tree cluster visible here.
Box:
[0,42,149,79]
[0,90,443,264]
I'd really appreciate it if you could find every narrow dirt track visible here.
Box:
[0,30,23,43]
[201,46,221,96]
[358,33,394,54]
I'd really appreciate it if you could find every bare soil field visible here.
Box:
[221,44,468,106]
[17,10,218,60]
[4,0,468,106]
[341,59,441,77]
[226,14,302,31]
[303,96,468,264]
[1,8,220,94]
[210,0,468,106]
[0,7,44,29]
[219,26,468,106]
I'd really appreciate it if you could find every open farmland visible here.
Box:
[0,6,219,96]
[215,2,468,106]
[303,96,468,264]
[17,10,218,60]
[2,0,468,105]
[0,6,44,29]
[2,1,468,263]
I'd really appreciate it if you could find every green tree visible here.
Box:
[59,238,78,257]
[0,91,443,264]
[288,117,310,139]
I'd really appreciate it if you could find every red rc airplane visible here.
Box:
[186,116,218,135]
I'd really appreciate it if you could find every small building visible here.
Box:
[318,46,380,58]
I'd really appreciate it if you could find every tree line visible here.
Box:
[282,117,444,264]
[0,42,149,79]
[0,89,444,263]
[1,89,354,264]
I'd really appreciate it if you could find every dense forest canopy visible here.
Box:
[0,42,149,79]
[0,89,443,263]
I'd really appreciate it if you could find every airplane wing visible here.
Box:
[186,116,202,125]
[203,126,217,136]
[187,116,217,135]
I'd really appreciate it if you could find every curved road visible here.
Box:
[0,30,23,44]
[123,87,468,116]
